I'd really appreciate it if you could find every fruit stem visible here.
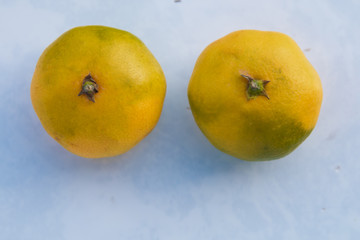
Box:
[240,73,270,100]
[78,73,98,102]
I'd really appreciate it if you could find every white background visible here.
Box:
[1,0,360,239]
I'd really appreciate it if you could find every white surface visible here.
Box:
[1,0,360,239]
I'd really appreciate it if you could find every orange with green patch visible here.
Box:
[188,30,322,161]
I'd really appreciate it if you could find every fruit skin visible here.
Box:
[31,26,166,158]
[187,30,322,161]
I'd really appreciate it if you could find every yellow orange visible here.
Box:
[188,30,322,161]
[31,26,166,158]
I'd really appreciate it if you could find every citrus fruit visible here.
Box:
[187,30,322,161]
[31,26,166,158]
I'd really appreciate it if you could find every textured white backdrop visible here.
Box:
[0,0,360,239]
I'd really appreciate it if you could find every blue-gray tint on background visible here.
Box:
[1,0,360,239]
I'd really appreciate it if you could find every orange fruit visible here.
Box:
[188,30,322,161]
[31,26,166,158]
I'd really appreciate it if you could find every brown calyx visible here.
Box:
[240,72,270,100]
[78,73,98,102]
